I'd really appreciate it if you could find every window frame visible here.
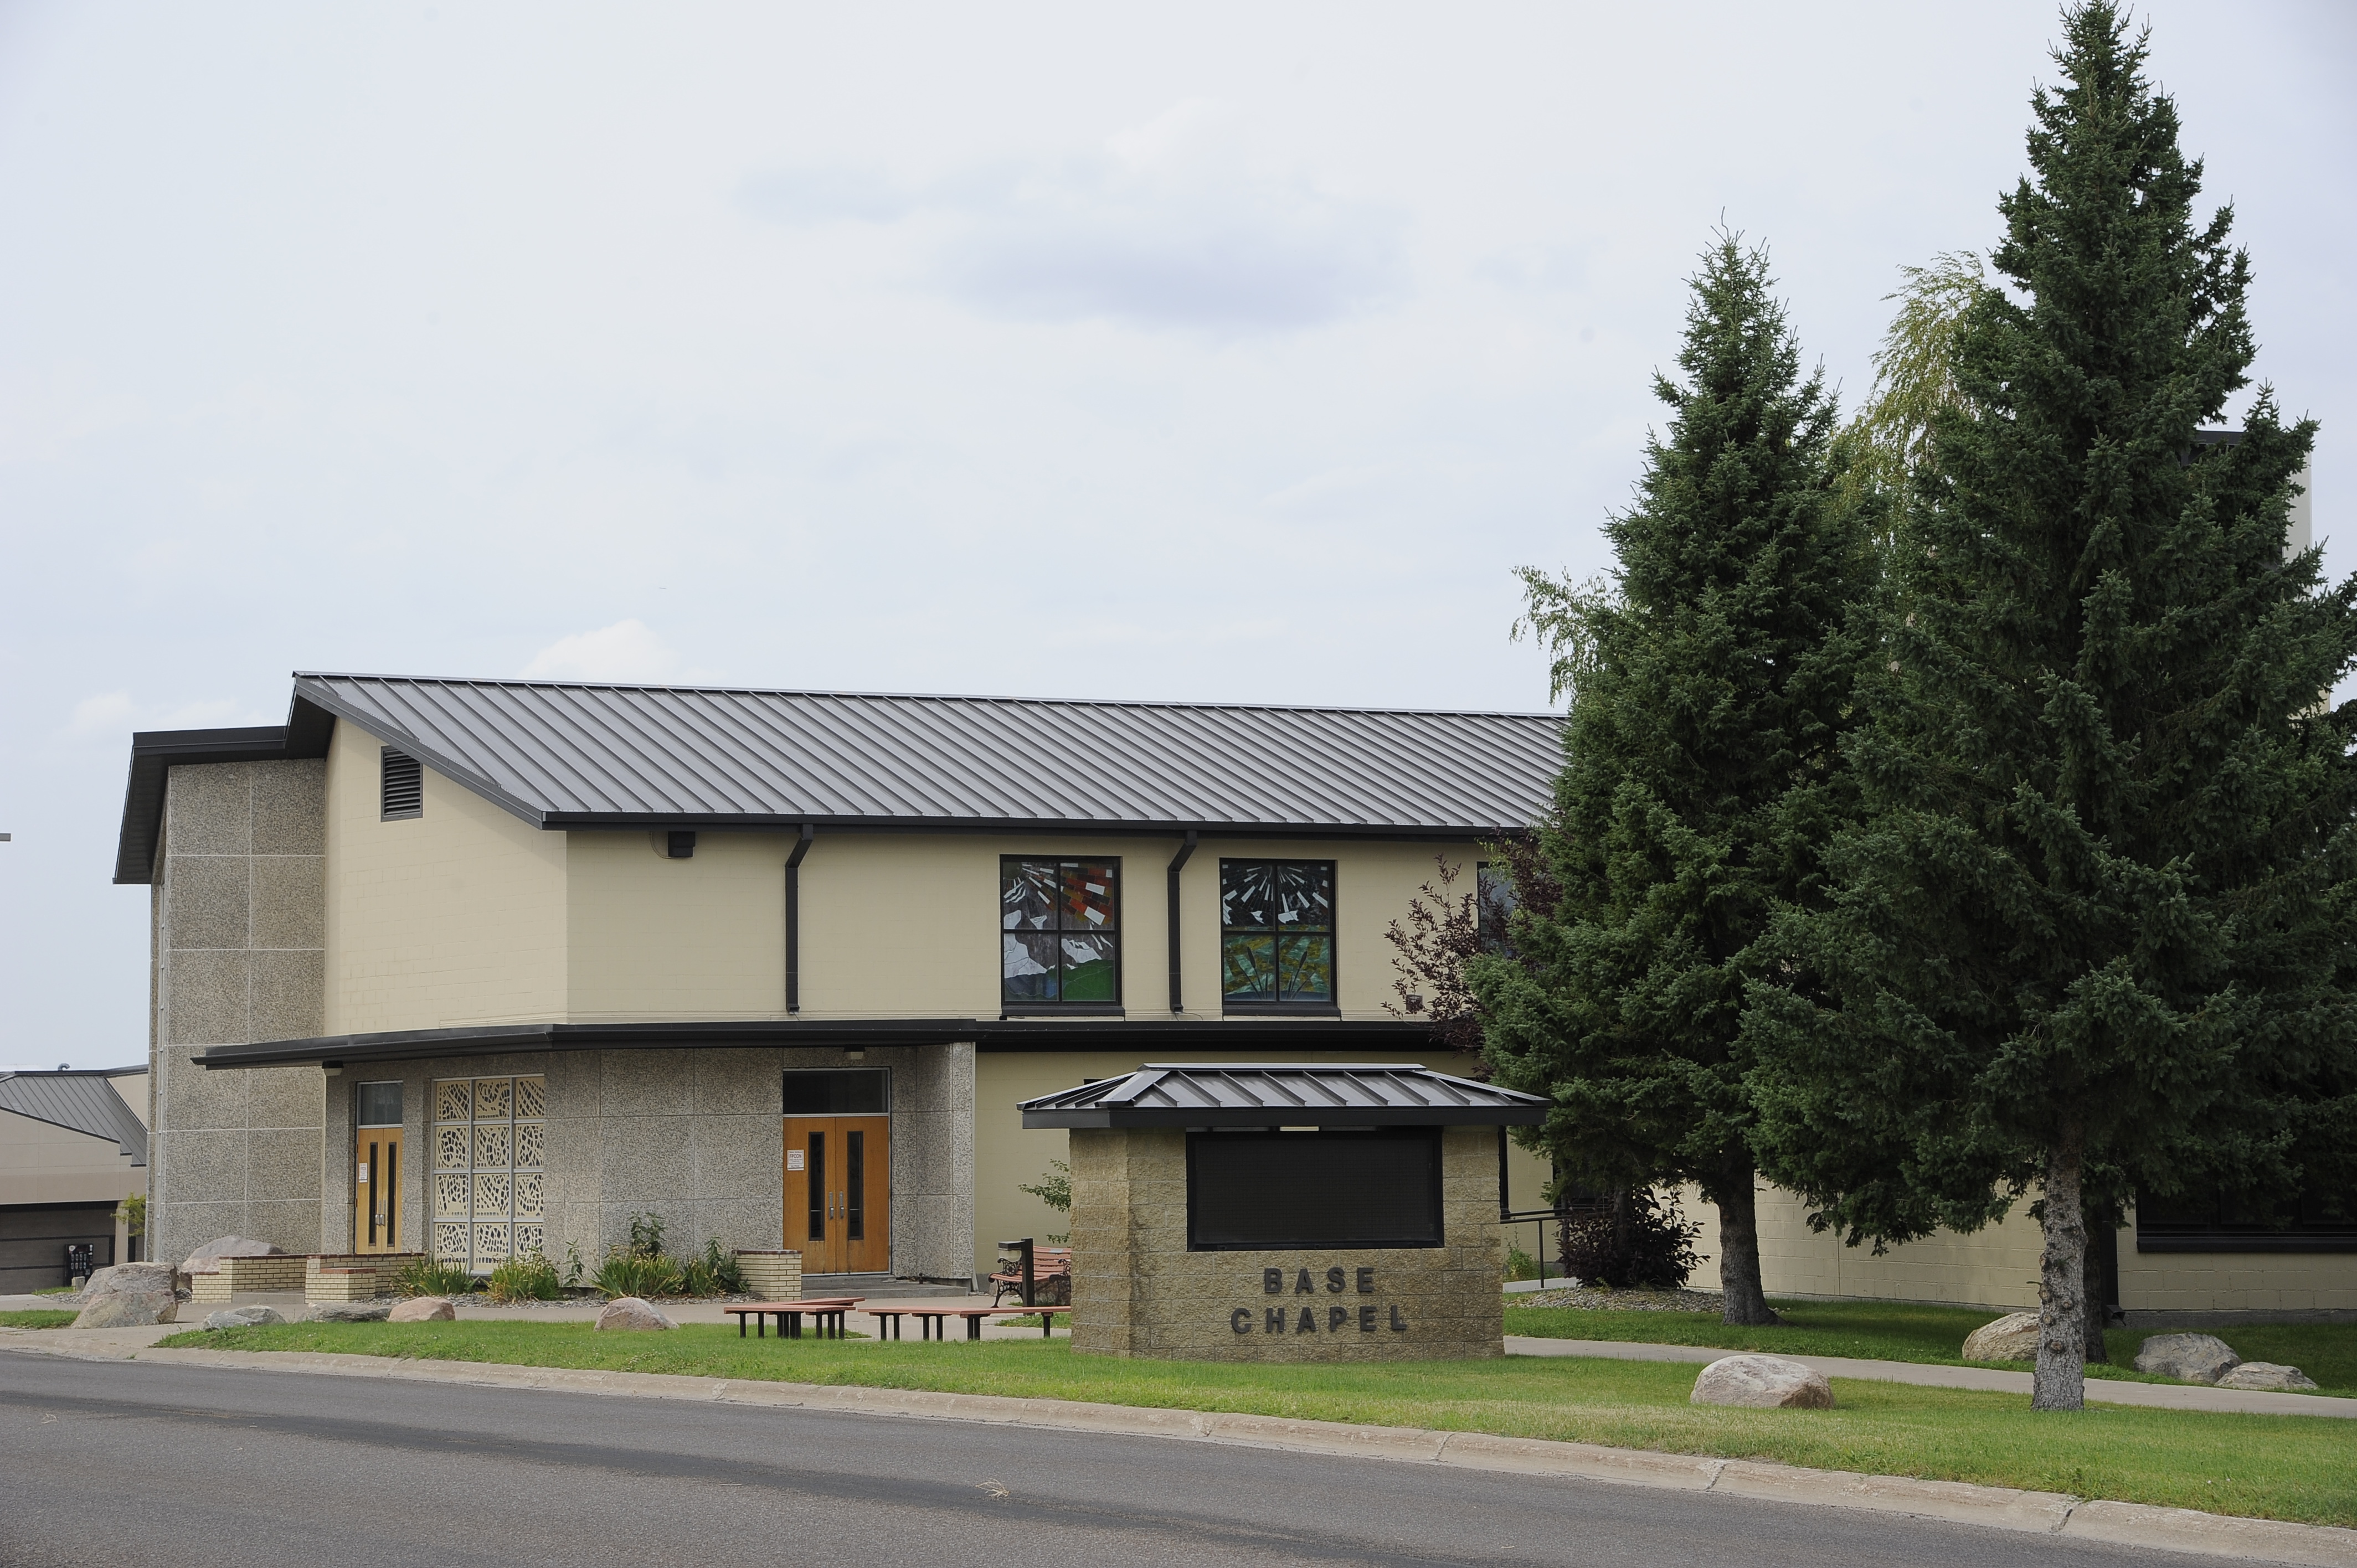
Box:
[998,855,1125,1015]
[1217,858,1339,1015]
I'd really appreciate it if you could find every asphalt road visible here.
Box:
[0,1354,2242,1568]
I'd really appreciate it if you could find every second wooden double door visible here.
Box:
[784,1116,891,1275]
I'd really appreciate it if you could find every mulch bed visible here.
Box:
[1510,1285,1727,1314]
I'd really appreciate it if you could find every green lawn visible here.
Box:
[155,1319,2357,1527]
[1505,1298,2357,1395]
[0,1311,80,1329]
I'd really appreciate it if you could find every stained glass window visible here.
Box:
[1219,860,1335,1004]
[1001,858,1120,1005]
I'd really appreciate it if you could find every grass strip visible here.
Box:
[1504,1299,2357,1395]
[154,1320,2357,1527]
[0,1311,80,1329]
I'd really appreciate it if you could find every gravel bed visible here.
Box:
[1508,1285,1727,1314]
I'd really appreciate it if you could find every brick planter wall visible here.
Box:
[736,1251,802,1300]
[305,1252,424,1302]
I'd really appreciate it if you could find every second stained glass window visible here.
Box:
[1001,858,1120,1005]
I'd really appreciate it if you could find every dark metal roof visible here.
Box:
[1019,1062,1547,1128]
[192,1017,1438,1069]
[0,1071,148,1164]
[287,673,1563,840]
[113,701,336,884]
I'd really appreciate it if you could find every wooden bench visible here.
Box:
[724,1298,861,1339]
[989,1246,1073,1306]
[866,1304,1072,1341]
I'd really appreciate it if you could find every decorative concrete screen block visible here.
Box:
[737,1251,802,1300]
[1020,1064,1547,1364]
[432,1075,548,1272]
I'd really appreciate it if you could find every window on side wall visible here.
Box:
[1476,862,1517,956]
[1219,859,1335,1011]
[1001,858,1120,1009]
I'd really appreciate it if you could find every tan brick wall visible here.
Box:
[737,1251,803,1299]
[1069,1125,1504,1361]
[188,1254,309,1299]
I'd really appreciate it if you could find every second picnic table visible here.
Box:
[864,1304,1073,1341]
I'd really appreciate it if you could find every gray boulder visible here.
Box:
[181,1236,281,1276]
[1960,1311,2043,1363]
[1691,1354,1835,1409]
[594,1296,673,1332]
[2133,1332,2241,1384]
[388,1296,456,1323]
[2215,1361,2319,1392]
[71,1263,180,1328]
[303,1302,392,1324]
[204,1306,285,1330]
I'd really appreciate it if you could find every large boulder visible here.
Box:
[594,1297,673,1332]
[389,1296,457,1323]
[1960,1311,2044,1363]
[303,1302,392,1324]
[1691,1354,1835,1409]
[2215,1361,2319,1392]
[181,1236,281,1275]
[71,1264,180,1328]
[204,1306,285,1330]
[2134,1332,2241,1384]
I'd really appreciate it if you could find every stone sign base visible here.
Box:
[1067,1126,1504,1361]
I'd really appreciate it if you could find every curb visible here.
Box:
[90,1344,2353,1565]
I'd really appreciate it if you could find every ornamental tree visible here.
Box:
[1743,2,2356,1410]
[1474,234,1877,1327]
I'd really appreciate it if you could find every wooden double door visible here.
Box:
[355,1128,404,1253]
[784,1116,891,1274]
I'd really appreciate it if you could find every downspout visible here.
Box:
[785,824,816,1013]
[1166,831,1198,1014]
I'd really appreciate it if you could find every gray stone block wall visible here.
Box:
[375,1044,972,1282]
[148,760,328,1270]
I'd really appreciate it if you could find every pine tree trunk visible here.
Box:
[2033,1129,2088,1411]
[1714,1158,1780,1327]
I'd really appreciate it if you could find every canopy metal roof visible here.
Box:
[0,1071,148,1164]
[1018,1063,1548,1128]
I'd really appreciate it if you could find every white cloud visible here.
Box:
[742,101,1406,334]
[66,690,266,742]
[521,620,693,684]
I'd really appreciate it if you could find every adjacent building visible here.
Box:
[0,1066,149,1290]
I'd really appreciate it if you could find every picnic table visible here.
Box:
[723,1298,862,1339]
[866,1304,1073,1341]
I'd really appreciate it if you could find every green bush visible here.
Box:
[1505,1243,1541,1282]
[675,1238,744,1298]
[485,1252,563,1303]
[595,1250,683,1299]
[392,1256,475,1299]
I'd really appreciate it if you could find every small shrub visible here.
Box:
[392,1256,475,1299]
[626,1211,667,1260]
[485,1252,563,1303]
[1557,1188,1702,1290]
[595,1250,682,1299]
[563,1240,586,1290]
[1018,1160,1072,1247]
[1504,1242,1541,1282]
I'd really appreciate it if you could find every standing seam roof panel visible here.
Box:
[291,674,1562,833]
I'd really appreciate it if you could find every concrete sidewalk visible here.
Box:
[1506,1337,2357,1419]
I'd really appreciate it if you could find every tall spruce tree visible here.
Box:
[1475,235,1875,1327]
[1744,2,2357,1410]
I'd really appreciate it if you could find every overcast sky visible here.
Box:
[3,2,2350,1067]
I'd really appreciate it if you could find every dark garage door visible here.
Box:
[0,1204,117,1293]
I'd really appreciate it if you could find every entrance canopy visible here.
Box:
[1017,1063,1546,1129]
